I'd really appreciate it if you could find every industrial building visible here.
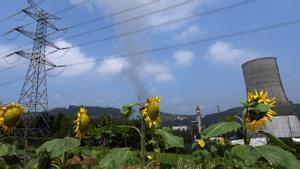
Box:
[242,57,300,138]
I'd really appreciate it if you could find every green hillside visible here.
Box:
[50,103,300,127]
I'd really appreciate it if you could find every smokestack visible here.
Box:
[242,57,300,138]
[196,106,202,133]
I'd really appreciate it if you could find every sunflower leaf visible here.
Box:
[255,145,300,169]
[202,121,241,139]
[121,103,137,118]
[0,142,16,157]
[36,137,80,158]
[25,159,39,169]
[231,145,261,167]
[260,131,295,152]
[98,148,136,169]
[154,128,184,149]
[256,103,271,112]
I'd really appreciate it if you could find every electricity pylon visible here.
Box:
[7,0,64,136]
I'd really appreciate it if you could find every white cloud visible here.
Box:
[173,50,195,66]
[204,41,258,65]
[143,63,174,82]
[97,57,128,75]
[175,24,201,40]
[48,39,96,77]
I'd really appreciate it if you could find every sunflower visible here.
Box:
[197,139,205,148]
[74,107,90,140]
[247,90,276,106]
[0,102,24,134]
[141,96,161,128]
[215,137,225,145]
[245,90,276,131]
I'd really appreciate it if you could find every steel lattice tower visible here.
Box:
[9,0,62,134]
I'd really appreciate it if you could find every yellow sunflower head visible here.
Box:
[74,107,90,140]
[0,102,24,134]
[245,90,276,131]
[197,139,205,148]
[141,96,161,128]
[247,90,276,106]
[216,137,225,145]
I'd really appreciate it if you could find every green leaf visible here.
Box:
[257,103,271,112]
[25,159,39,169]
[121,103,137,118]
[0,142,16,157]
[202,122,241,139]
[98,148,135,169]
[154,128,184,149]
[231,145,261,167]
[255,145,300,169]
[260,131,295,152]
[36,137,80,158]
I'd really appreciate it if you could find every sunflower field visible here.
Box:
[0,91,299,169]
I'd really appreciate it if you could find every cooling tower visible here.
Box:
[242,57,300,138]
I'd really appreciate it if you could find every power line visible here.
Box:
[2,19,299,86]
[0,0,162,56]
[75,0,256,47]
[0,0,90,40]
[54,0,90,15]
[0,78,24,86]
[0,62,27,73]
[46,0,256,55]
[67,0,160,29]
[10,0,88,27]
[61,18,300,67]
[0,0,47,25]
[64,0,194,40]
[0,10,25,24]
[0,68,62,86]
[46,0,160,38]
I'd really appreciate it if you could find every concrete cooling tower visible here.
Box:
[242,57,300,138]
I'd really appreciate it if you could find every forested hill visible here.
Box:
[50,105,124,119]
[162,103,300,126]
[50,103,300,126]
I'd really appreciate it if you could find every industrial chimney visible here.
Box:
[191,106,203,140]
[196,106,202,133]
[242,57,300,138]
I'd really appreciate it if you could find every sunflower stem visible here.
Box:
[242,108,250,145]
[23,124,29,167]
[141,116,146,169]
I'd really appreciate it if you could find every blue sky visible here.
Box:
[0,0,300,115]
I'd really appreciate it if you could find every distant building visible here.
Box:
[172,125,188,131]
[231,137,267,146]
[242,57,300,138]
[192,106,203,139]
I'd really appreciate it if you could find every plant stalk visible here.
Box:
[141,117,146,169]
[242,108,250,145]
[23,124,29,167]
